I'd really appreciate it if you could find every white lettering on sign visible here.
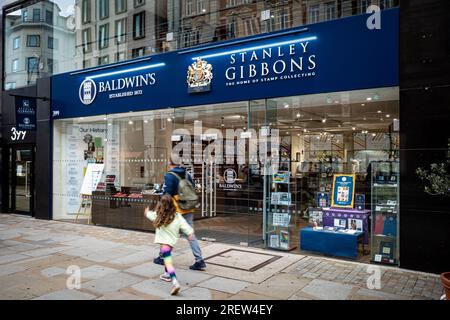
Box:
[10,127,26,141]
[225,42,317,87]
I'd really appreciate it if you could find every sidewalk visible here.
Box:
[0,214,444,300]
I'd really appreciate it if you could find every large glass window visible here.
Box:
[82,0,91,23]
[33,8,41,22]
[82,28,92,53]
[13,37,20,50]
[115,18,127,44]
[98,0,109,20]
[115,0,127,14]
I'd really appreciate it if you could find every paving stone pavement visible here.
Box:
[0,214,445,300]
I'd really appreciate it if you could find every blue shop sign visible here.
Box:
[52,8,399,119]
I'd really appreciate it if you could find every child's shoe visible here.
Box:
[159,273,171,282]
[170,282,181,295]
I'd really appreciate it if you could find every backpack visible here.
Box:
[168,172,199,210]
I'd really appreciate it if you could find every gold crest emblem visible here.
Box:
[187,58,213,93]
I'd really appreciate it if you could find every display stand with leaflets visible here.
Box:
[76,163,104,224]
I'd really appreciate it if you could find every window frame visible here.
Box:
[99,0,110,20]
[133,12,145,39]
[98,23,110,49]
[12,59,19,72]
[27,57,39,72]
[115,18,127,44]
[134,0,145,8]
[82,0,91,24]
[13,36,20,50]
[82,28,92,53]
[32,8,40,22]
[115,0,127,14]
[27,35,40,47]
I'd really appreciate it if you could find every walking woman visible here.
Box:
[144,194,194,295]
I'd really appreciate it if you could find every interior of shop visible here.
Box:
[52,86,399,263]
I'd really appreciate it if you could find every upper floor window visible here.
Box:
[379,0,394,10]
[82,0,91,23]
[134,0,145,7]
[27,57,39,72]
[99,0,109,20]
[82,28,92,53]
[116,51,126,62]
[227,0,237,7]
[360,0,371,13]
[116,0,127,14]
[197,0,205,13]
[98,55,109,66]
[45,10,53,24]
[325,1,336,21]
[227,19,237,39]
[12,59,19,72]
[22,10,28,21]
[13,37,20,50]
[115,18,127,44]
[47,58,55,74]
[27,35,40,47]
[48,36,58,50]
[132,47,146,58]
[83,59,91,69]
[99,23,110,49]
[133,12,145,39]
[243,17,259,36]
[32,8,40,22]
[186,0,193,16]
[309,5,320,24]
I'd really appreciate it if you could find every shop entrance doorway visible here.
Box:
[6,146,35,215]
[173,101,267,247]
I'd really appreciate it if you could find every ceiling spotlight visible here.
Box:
[377,110,382,113]
[361,103,365,106]
[366,97,372,101]
[104,138,108,142]
[167,118,172,122]
[372,133,376,137]
[286,132,289,135]
[322,118,327,123]
[352,127,356,131]
[144,119,148,123]
[386,114,390,118]
[304,128,307,133]
[284,103,290,109]
[202,9,206,12]
[103,117,107,120]
[296,113,301,118]
[334,100,339,104]
[221,123,225,127]
[128,120,133,125]
[107,122,112,126]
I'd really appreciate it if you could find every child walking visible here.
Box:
[144,194,194,295]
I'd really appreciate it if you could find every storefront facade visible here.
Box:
[51,9,400,264]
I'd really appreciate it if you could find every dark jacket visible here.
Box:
[163,166,194,197]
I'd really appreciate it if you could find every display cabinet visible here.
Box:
[370,160,399,265]
[265,166,297,251]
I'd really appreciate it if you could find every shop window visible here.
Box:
[12,59,19,72]
[133,12,145,39]
[116,0,127,14]
[82,0,91,23]
[27,35,40,47]
[48,36,58,50]
[32,8,40,22]
[99,23,110,49]
[99,0,109,20]
[134,0,145,8]
[82,28,92,53]
[309,5,320,24]
[98,55,109,66]
[115,18,127,44]
[325,2,337,21]
[45,10,53,24]
[13,36,20,50]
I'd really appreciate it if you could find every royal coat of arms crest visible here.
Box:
[187,58,213,93]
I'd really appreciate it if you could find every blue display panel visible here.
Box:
[51,8,398,119]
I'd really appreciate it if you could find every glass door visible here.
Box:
[12,147,34,214]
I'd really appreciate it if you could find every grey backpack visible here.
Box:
[169,172,199,210]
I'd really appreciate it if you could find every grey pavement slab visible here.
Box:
[34,289,97,300]
[168,287,231,300]
[300,279,356,300]
[245,273,310,299]
[108,249,160,265]
[80,265,120,280]
[124,262,165,278]
[0,264,26,276]
[197,276,251,294]
[0,253,30,264]
[352,288,411,300]
[83,272,143,294]
[22,246,73,258]
[174,269,213,287]
[132,279,173,299]
[41,266,66,278]
[8,243,43,252]
[97,291,144,300]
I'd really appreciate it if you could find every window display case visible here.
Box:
[370,160,399,265]
[265,162,297,251]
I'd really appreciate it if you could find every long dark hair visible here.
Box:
[153,195,176,228]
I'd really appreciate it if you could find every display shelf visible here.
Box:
[370,160,399,266]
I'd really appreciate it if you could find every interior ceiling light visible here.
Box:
[128,120,133,125]
[322,118,327,123]
[377,110,382,113]
[352,127,356,130]
[326,97,332,104]
[366,97,372,101]
[284,103,290,109]
[296,113,301,118]
[386,114,390,118]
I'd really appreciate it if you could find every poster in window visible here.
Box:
[331,174,355,208]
